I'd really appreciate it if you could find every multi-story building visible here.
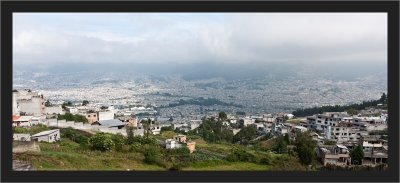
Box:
[14,90,45,116]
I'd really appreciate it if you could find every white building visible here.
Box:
[31,129,61,143]
[165,139,183,149]
[13,133,31,141]
[98,111,115,121]
[243,117,255,127]
[67,107,79,114]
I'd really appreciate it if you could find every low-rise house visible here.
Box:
[360,135,384,152]
[66,107,79,114]
[93,119,125,129]
[31,129,60,143]
[174,134,187,143]
[85,112,98,124]
[13,115,33,127]
[118,116,138,127]
[293,126,308,134]
[317,144,351,166]
[165,134,196,153]
[165,139,183,149]
[13,133,31,141]
[151,125,161,135]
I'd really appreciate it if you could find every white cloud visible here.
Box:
[13,13,387,66]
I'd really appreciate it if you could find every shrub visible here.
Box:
[129,142,141,152]
[259,155,272,165]
[143,146,162,165]
[112,133,126,151]
[226,148,256,163]
[89,133,115,151]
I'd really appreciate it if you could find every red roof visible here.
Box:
[12,115,21,121]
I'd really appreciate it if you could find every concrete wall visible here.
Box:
[45,106,63,115]
[46,119,128,136]
[13,140,41,153]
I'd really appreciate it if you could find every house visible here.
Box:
[293,126,308,134]
[85,112,98,124]
[118,116,138,127]
[66,107,79,114]
[13,133,31,141]
[317,144,351,166]
[93,119,125,129]
[98,111,115,121]
[360,135,384,152]
[31,129,60,143]
[13,115,33,127]
[151,125,162,135]
[174,134,187,143]
[165,134,196,153]
[165,139,183,149]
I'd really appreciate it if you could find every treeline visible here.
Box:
[292,93,387,117]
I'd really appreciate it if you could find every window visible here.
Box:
[88,115,91,117]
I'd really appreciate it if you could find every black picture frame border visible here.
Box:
[1,1,399,182]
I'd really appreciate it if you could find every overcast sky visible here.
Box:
[13,13,387,66]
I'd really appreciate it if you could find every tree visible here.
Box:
[324,140,336,145]
[346,108,359,116]
[218,111,227,121]
[142,119,153,139]
[294,132,316,165]
[143,146,161,165]
[379,93,387,104]
[62,101,73,109]
[126,126,135,145]
[350,145,364,165]
[89,133,115,151]
[284,133,290,145]
[275,137,288,154]
[82,100,89,106]
[233,124,257,144]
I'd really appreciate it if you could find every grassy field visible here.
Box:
[15,139,164,170]
[182,162,269,171]
[13,129,305,171]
